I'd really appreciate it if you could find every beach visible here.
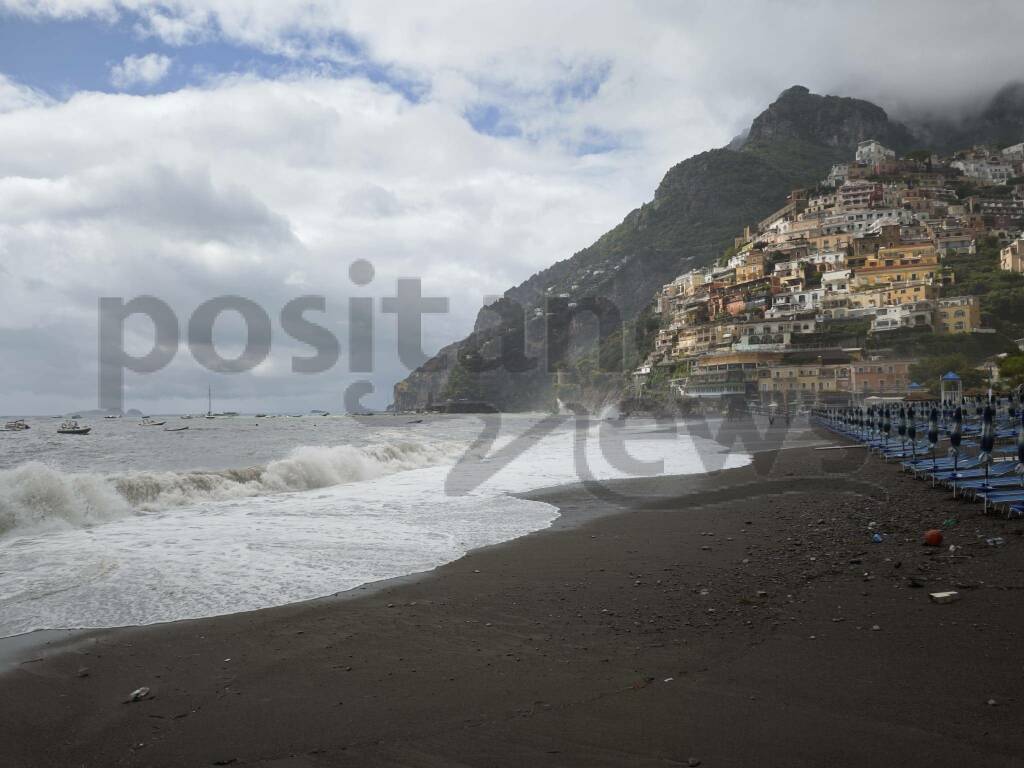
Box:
[2,426,1023,767]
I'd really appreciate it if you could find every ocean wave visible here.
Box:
[0,441,460,537]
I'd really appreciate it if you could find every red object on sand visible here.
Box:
[923,529,944,547]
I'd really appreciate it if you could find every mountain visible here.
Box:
[392,84,1024,413]
[901,83,1024,153]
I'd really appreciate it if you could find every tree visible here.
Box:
[998,354,1024,391]
[910,354,985,391]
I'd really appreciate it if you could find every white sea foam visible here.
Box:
[0,417,752,636]
[0,441,462,537]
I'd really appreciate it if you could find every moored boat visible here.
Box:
[57,420,91,435]
[3,419,30,431]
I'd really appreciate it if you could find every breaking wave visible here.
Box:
[0,441,461,537]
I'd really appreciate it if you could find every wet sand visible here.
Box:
[2,426,1023,767]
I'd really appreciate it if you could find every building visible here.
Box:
[1000,239,1024,272]
[850,360,914,396]
[952,155,1014,185]
[837,180,884,210]
[937,295,982,334]
[1003,142,1024,163]
[853,243,940,289]
[855,139,896,166]
[870,301,935,333]
[735,250,766,283]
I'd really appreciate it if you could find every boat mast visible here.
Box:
[207,384,212,417]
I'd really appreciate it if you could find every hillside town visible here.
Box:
[634,139,1024,407]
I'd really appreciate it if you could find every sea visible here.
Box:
[0,413,751,637]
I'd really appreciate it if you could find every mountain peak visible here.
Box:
[777,84,811,99]
[744,86,914,154]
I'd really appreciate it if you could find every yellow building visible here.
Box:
[937,295,982,334]
[853,244,939,289]
[735,251,766,284]
[847,281,937,309]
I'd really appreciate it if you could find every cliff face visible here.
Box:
[743,85,915,151]
[392,84,1024,413]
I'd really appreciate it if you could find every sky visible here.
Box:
[1,1,1024,414]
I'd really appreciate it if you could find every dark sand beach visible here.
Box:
[2,425,1023,767]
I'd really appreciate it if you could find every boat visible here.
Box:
[205,385,216,419]
[3,419,29,431]
[57,420,91,435]
[164,425,189,432]
[104,414,121,420]
[140,417,167,427]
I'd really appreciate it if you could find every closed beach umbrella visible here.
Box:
[928,407,939,469]
[1016,411,1024,475]
[980,405,995,461]
[980,405,996,510]
[949,407,963,477]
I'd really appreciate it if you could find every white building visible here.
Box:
[855,140,896,166]
[766,287,826,318]
[822,269,852,293]
[1002,142,1024,163]
[826,163,849,187]
[952,156,1013,185]
[822,208,916,235]
[870,301,935,333]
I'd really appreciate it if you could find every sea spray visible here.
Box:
[0,440,462,537]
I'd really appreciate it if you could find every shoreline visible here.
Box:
[3,425,1023,766]
[0,421,824,668]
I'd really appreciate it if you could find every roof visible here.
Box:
[941,371,962,381]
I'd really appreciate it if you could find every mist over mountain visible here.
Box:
[393,83,1024,413]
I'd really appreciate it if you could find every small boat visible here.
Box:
[255,414,267,418]
[407,419,424,424]
[104,414,121,420]
[57,420,91,435]
[140,417,167,427]
[3,419,30,431]
[164,426,189,432]
[204,385,216,419]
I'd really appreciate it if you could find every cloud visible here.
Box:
[0,74,52,113]
[2,0,1024,413]
[0,71,637,412]
[109,52,172,89]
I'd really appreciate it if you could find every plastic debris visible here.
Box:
[923,529,944,547]
[129,687,151,702]
[986,537,1006,547]
[929,591,961,604]
[871,532,884,543]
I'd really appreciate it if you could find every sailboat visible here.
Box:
[205,385,215,419]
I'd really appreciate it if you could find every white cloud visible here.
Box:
[0,74,52,113]
[2,0,1024,412]
[0,72,638,412]
[109,52,173,89]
